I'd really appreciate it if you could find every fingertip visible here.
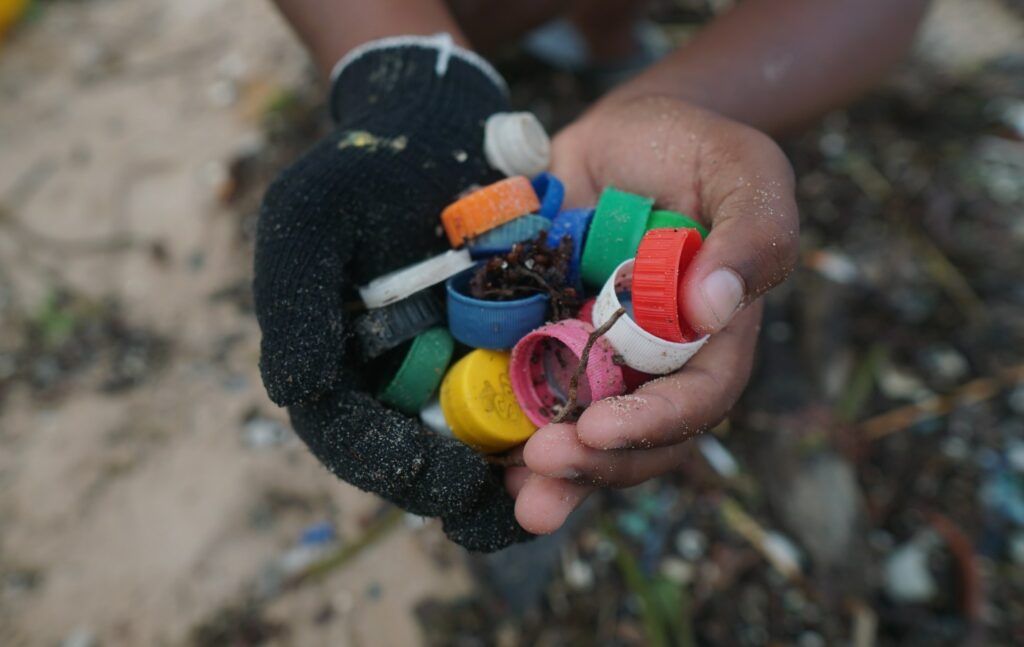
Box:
[514,475,592,535]
[681,265,745,335]
[522,424,581,477]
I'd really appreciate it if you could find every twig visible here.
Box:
[551,307,627,424]
[848,598,878,647]
[294,507,403,583]
[926,511,982,623]
[479,286,545,299]
[483,453,526,468]
[860,363,1024,441]
[519,266,555,293]
[717,495,826,604]
[719,495,803,582]
[905,221,988,324]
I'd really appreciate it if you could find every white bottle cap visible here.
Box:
[484,112,551,178]
[592,259,708,374]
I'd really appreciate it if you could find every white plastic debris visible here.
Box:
[659,557,695,585]
[484,112,551,177]
[1010,532,1024,565]
[404,513,430,529]
[999,99,1024,138]
[564,559,595,590]
[1007,438,1024,473]
[674,528,707,561]
[419,397,452,436]
[698,435,740,478]
[242,417,293,448]
[762,531,804,579]
[878,365,934,402]
[805,249,859,285]
[1009,384,1024,416]
[884,531,939,603]
[61,628,96,647]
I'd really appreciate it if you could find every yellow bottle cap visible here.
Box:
[440,349,537,453]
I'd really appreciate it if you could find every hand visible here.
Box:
[507,95,799,533]
[253,38,531,551]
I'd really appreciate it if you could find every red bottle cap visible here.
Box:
[631,228,702,342]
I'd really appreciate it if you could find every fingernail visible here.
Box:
[698,268,744,330]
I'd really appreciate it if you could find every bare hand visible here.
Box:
[506,96,799,533]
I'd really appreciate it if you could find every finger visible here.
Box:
[523,423,689,487]
[681,127,798,333]
[576,300,762,450]
[548,129,600,211]
[514,474,594,535]
[504,466,531,498]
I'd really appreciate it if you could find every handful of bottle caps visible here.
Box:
[354,173,710,454]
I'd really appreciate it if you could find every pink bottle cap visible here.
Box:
[509,318,626,426]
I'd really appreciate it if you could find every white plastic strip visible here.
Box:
[484,112,551,177]
[592,259,708,374]
[358,249,474,309]
[330,33,508,95]
[419,397,452,436]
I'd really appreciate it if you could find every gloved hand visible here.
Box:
[253,35,532,551]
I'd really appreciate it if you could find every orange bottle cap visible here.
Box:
[441,176,540,247]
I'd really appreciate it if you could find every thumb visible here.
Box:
[681,132,799,334]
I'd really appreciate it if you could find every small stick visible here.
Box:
[551,307,627,424]
[483,453,526,468]
[860,363,1024,441]
[519,266,555,293]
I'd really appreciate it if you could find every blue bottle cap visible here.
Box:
[547,208,595,294]
[446,266,549,350]
[466,214,550,259]
[531,172,565,220]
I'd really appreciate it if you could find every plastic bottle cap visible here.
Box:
[577,296,655,392]
[446,266,549,350]
[419,397,452,436]
[440,349,537,453]
[466,214,550,258]
[579,187,653,288]
[359,249,474,309]
[484,112,551,178]
[631,228,702,342]
[441,176,541,248]
[646,209,709,239]
[546,207,594,294]
[591,259,708,374]
[509,319,626,427]
[353,289,445,360]
[377,327,455,414]
[530,172,565,220]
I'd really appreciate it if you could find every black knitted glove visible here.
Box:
[253,36,533,551]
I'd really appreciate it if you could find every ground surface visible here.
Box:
[2,1,1024,646]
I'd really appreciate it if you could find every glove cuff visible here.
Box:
[328,33,509,126]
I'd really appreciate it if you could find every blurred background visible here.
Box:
[2,0,1024,645]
